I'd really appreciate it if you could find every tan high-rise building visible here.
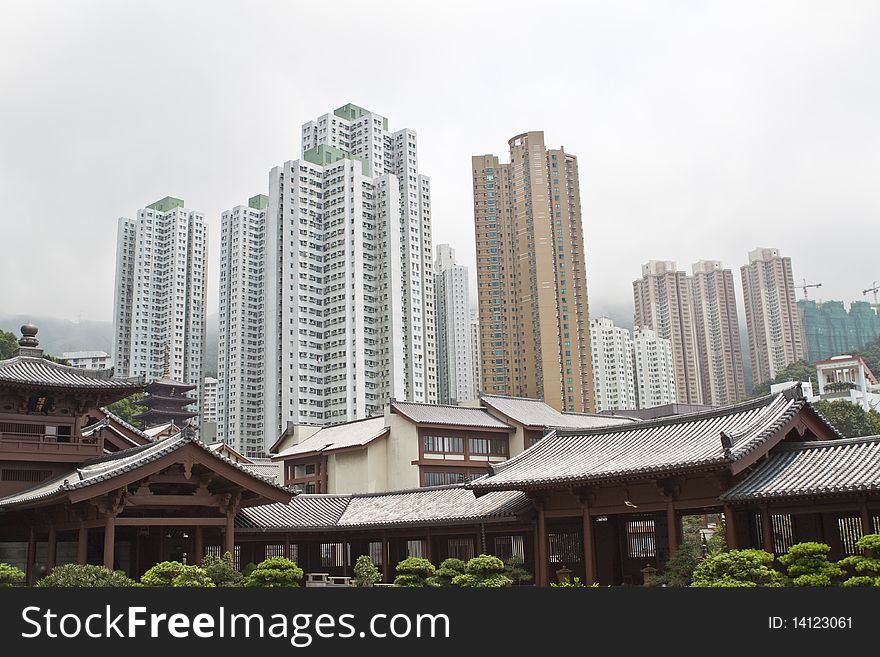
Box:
[689,260,746,405]
[472,131,594,412]
[632,261,702,405]
[741,247,806,386]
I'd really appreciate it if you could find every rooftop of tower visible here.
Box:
[333,103,388,130]
[146,196,185,212]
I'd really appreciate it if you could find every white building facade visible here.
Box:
[112,196,207,411]
[633,326,677,409]
[589,317,636,412]
[202,377,218,423]
[470,309,482,397]
[61,351,112,370]
[261,103,437,443]
[435,244,475,404]
[218,195,267,456]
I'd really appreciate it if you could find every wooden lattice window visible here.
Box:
[838,517,863,555]
[549,531,583,563]
[446,538,474,561]
[625,520,655,558]
[494,535,525,562]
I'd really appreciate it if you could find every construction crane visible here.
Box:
[796,278,822,299]
[863,281,879,305]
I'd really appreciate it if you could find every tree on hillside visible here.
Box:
[105,393,146,428]
[0,331,17,360]
[813,400,880,438]
[854,337,880,378]
[750,360,818,398]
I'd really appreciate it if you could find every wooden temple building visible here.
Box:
[1,325,879,585]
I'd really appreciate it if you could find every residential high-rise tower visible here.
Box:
[472,131,594,412]
[435,244,475,404]
[589,317,635,412]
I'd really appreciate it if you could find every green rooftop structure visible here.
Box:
[798,299,880,363]
[146,196,185,212]
[334,103,388,131]
[303,144,370,176]
[248,194,269,210]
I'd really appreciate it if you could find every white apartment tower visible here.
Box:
[470,309,482,397]
[218,195,267,456]
[589,317,636,412]
[263,103,436,440]
[435,244,475,404]
[633,326,677,409]
[112,196,207,410]
[202,377,218,424]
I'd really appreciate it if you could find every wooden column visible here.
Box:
[536,503,548,587]
[224,512,235,557]
[77,524,88,565]
[381,533,390,583]
[723,504,737,549]
[103,514,116,570]
[860,501,873,538]
[666,501,678,556]
[46,525,57,572]
[26,526,36,585]
[760,506,775,555]
[425,528,433,562]
[194,526,204,564]
[474,529,481,558]
[582,504,596,586]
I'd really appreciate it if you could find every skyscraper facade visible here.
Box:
[472,131,594,413]
[798,299,880,363]
[112,196,207,410]
[262,103,436,442]
[589,317,635,412]
[435,244,475,404]
[633,326,677,409]
[218,195,267,456]
[689,260,746,405]
[470,309,482,397]
[632,261,702,404]
[740,248,805,385]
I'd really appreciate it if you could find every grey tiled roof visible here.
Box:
[241,460,282,482]
[0,356,143,390]
[479,394,635,429]
[338,486,529,528]
[236,494,350,529]
[272,416,389,459]
[235,485,530,532]
[0,433,291,509]
[390,401,513,429]
[470,390,832,491]
[722,436,880,501]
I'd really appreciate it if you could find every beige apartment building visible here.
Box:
[690,260,746,405]
[472,131,594,413]
[633,261,703,404]
[741,247,806,386]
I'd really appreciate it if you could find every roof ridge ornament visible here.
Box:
[720,431,733,458]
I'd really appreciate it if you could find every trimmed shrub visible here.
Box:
[0,563,25,587]
[141,561,188,587]
[243,557,304,587]
[838,533,880,587]
[452,554,512,588]
[170,566,215,588]
[202,552,242,587]
[392,557,435,587]
[353,555,382,587]
[503,557,533,586]
[242,562,257,578]
[427,558,467,587]
[778,542,843,587]
[37,564,137,587]
[691,549,783,587]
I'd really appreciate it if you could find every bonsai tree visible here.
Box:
[691,549,783,587]
[503,557,533,586]
[452,554,512,588]
[353,555,382,587]
[141,561,188,586]
[647,536,704,587]
[241,562,258,578]
[170,566,215,587]
[392,557,435,587]
[37,564,137,587]
[778,542,843,587]
[838,533,880,586]
[0,563,25,587]
[243,557,304,587]
[427,558,467,587]
[202,551,242,587]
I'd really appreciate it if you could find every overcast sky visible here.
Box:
[1,0,879,325]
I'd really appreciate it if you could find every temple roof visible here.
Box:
[390,400,513,430]
[272,416,389,459]
[144,377,197,394]
[469,388,841,492]
[0,356,143,392]
[721,435,880,502]
[235,485,529,531]
[479,394,635,430]
[0,432,291,510]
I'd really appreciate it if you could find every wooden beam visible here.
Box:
[760,506,775,555]
[194,526,204,564]
[666,500,678,556]
[536,504,548,587]
[582,503,595,585]
[124,494,226,507]
[114,517,227,527]
[103,514,116,570]
[723,503,737,549]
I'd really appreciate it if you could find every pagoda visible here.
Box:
[134,345,198,428]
